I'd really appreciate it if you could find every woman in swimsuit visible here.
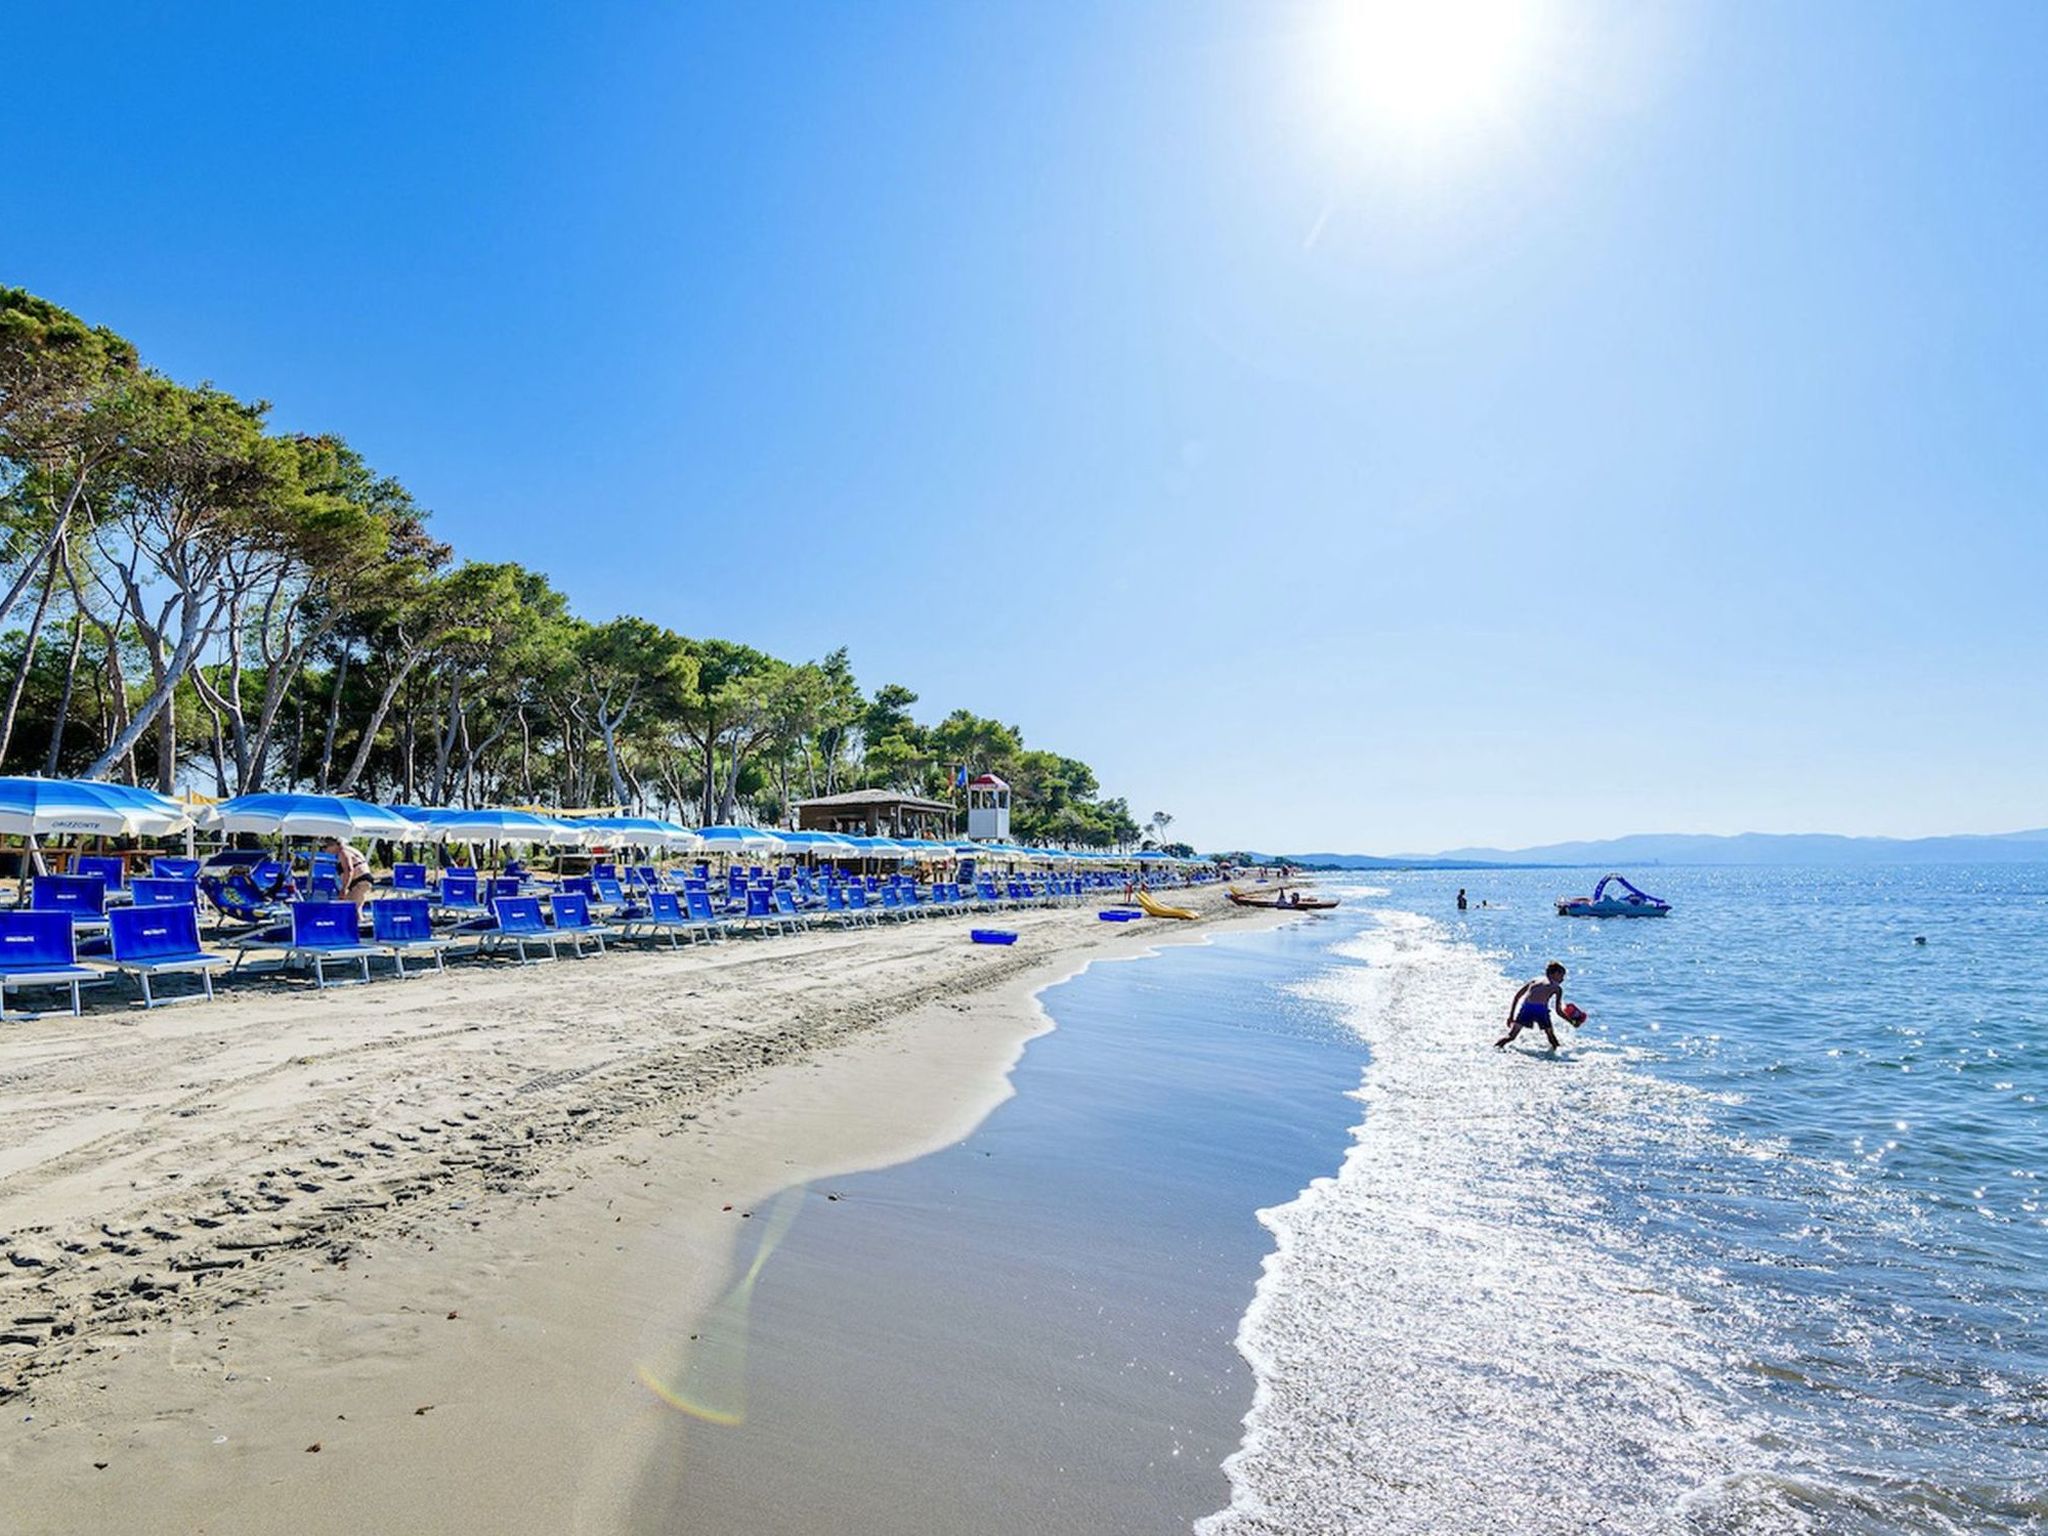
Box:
[324,837,375,909]
[1496,961,1570,1050]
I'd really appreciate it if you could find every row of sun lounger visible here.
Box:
[0,864,1198,1015]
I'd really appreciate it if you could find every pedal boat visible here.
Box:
[1556,873,1670,918]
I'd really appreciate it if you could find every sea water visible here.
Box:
[1204,865,2048,1534]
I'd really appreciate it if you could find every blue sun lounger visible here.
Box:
[370,898,452,977]
[547,893,612,957]
[683,888,727,940]
[31,874,109,934]
[390,862,429,892]
[483,896,558,964]
[286,902,384,989]
[150,856,202,881]
[131,877,200,909]
[105,904,228,1008]
[73,855,128,893]
[0,909,102,1017]
[620,889,698,949]
[771,888,815,932]
[737,885,788,936]
[435,870,487,921]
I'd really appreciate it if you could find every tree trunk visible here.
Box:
[0,473,87,634]
[431,674,461,803]
[0,539,62,767]
[44,609,85,776]
[84,588,219,780]
[336,650,426,795]
[317,647,348,790]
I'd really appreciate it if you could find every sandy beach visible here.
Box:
[0,885,1268,1534]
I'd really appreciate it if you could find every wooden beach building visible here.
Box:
[794,788,956,839]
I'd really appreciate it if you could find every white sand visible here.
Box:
[0,887,1265,1533]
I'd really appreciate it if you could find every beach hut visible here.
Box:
[794,789,954,840]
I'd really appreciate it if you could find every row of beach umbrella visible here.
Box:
[0,779,1204,863]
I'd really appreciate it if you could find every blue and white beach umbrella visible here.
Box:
[0,776,192,837]
[778,830,863,858]
[692,824,787,853]
[580,816,694,849]
[412,807,587,847]
[199,793,422,841]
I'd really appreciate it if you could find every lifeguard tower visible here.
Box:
[965,773,1011,842]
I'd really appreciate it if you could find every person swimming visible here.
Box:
[1496,961,1573,1051]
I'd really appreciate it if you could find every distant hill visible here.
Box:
[1417,829,2048,866]
[1250,829,2048,869]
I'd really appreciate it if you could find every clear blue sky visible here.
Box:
[9,1,2046,852]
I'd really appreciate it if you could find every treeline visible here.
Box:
[0,287,1163,849]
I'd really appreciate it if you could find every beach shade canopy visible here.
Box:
[0,777,193,837]
[777,830,862,858]
[692,824,787,854]
[579,816,694,849]
[412,807,588,847]
[198,793,421,841]
[838,835,908,860]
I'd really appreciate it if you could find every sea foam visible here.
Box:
[1199,908,1800,1536]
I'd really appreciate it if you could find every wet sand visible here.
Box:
[0,885,1268,1533]
[632,918,1367,1535]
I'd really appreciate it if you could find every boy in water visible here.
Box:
[1496,961,1572,1050]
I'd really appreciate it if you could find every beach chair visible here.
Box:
[0,910,102,1016]
[201,870,283,928]
[483,897,558,964]
[131,877,200,909]
[771,888,816,932]
[285,902,383,989]
[74,854,128,892]
[590,876,635,916]
[547,893,612,957]
[845,885,880,926]
[31,874,108,937]
[150,856,202,881]
[391,862,429,892]
[435,870,487,921]
[623,890,700,949]
[105,904,228,1008]
[680,887,727,940]
[739,885,787,936]
[369,899,452,977]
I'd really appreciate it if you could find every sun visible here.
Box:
[1314,0,1545,146]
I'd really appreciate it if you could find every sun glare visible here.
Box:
[1316,0,1544,147]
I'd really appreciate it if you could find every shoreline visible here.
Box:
[0,885,1274,1533]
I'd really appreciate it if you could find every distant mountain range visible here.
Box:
[1254,828,2048,869]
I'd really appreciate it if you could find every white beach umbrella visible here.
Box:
[412,808,587,847]
[692,825,787,854]
[199,793,422,841]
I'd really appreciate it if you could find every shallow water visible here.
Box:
[1207,865,2048,1534]
[630,926,1370,1534]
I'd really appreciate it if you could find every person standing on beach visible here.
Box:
[1496,962,1570,1051]
[324,836,374,910]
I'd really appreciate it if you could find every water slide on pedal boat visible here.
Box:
[1556,873,1671,918]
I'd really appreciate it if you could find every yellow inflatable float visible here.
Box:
[1136,890,1198,921]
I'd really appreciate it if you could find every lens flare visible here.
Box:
[638,1184,807,1427]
